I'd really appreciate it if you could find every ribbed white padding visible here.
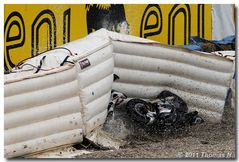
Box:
[5,96,81,129]
[81,75,113,105]
[76,44,114,134]
[114,53,231,86]
[4,35,114,158]
[113,41,232,73]
[5,129,83,158]
[5,79,78,114]
[114,67,228,100]
[112,41,233,123]
[4,29,233,158]
[84,91,111,121]
[5,112,83,146]
[77,57,114,88]
[4,66,76,97]
[77,45,113,72]
[85,109,108,134]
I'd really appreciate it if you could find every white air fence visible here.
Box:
[4,29,235,158]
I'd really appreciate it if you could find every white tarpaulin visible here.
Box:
[212,4,235,40]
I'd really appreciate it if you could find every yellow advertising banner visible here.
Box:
[4,4,212,71]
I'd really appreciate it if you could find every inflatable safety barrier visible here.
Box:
[90,29,234,123]
[4,35,114,158]
[4,29,235,158]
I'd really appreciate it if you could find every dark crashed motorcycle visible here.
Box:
[126,90,204,131]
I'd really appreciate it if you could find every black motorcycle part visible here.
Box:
[157,90,188,112]
[126,99,155,124]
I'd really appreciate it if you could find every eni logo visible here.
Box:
[4,11,25,71]
[4,8,71,71]
[31,9,71,56]
[140,4,206,45]
[140,4,163,39]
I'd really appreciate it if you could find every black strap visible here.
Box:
[35,56,46,73]
[60,56,74,66]
[15,47,74,70]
